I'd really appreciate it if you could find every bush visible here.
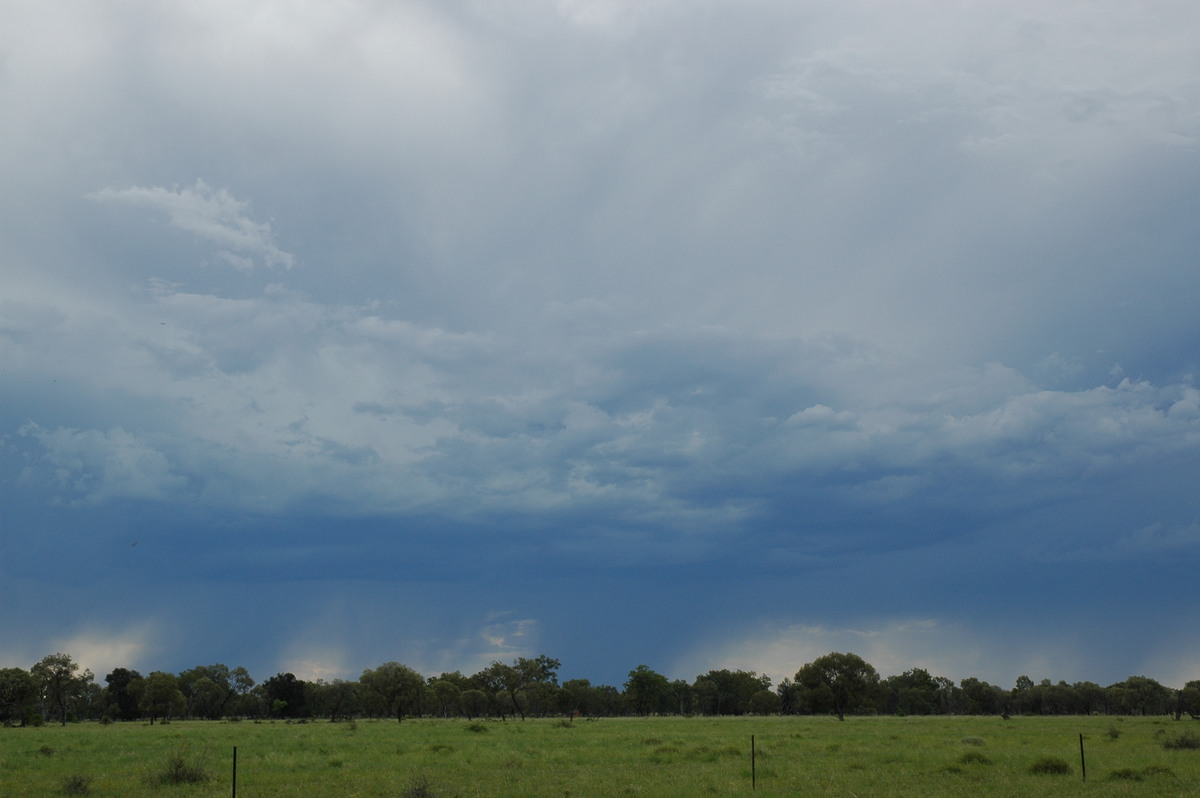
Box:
[403,774,447,798]
[464,722,488,733]
[153,750,210,785]
[1108,765,1175,781]
[958,751,991,765]
[1162,732,1200,750]
[1028,756,1072,775]
[61,775,92,795]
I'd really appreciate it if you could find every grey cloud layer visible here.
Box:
[3,0,1199,684]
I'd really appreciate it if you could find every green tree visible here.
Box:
[103,668,142,721]
[794,652,879,721]
[749,689,781,715]
[360,662,424,722]
[136,671,186,723]
[1106,676,1172,715]
[308,679,360,721]
[624,665,671,716]
[476,655,560,720]
[31,653,92,725]
[883,668,942,715]
[427,679,462,718]
[263,672,309,718]
[959,677,1004,715]
[0,667,37,725]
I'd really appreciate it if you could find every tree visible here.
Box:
[31,653,92,725]
[691,669,771,715]
[360,662,424,722]
[1106,676,1172,716]
[427,679,462,718]
[308,679,360,721]
[624,665,671,716]
[749,689,781,715]
[476,655,561,720]
[794,652,879,721]
[883,668,942,715]
[263,673,309,718]
[103,668,143,721]
[136,671,186,723]
[959,677,1004,715]
[0,667,37,725]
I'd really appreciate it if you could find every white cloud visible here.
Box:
[675,617,1096,688]
[89,181,295,270]
[52,623,161,679]
[19,424,186,503]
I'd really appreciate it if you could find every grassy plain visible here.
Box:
[2,714,1198,797]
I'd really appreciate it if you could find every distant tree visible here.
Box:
[882,668,942,715]
[0,667,37,725]
[1177,680,1200,720]
[136,671,186,723]
[176,664,254,719]
[794,652,879,720]
[308,679,360,721]
[31,653,92,725]
[360,662,424,722]
[460,689,490,719]
[559,678,593,717]
[263,672,309,718]
[749,689,781,715]
[958,677,1004,715]
[692,669,771,715]
[671,679,694,716]
[476,655,560,720]
[103,668,143,721]
[427,679,462,718]
[1071,681,1105,715]
[1106,676,1172,716]
[624,665,671,716]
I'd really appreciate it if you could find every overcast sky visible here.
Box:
[3,0,1199,691]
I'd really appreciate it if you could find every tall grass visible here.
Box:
[1,715,1196,796]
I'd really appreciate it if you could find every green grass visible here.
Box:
[2,715,1197,796]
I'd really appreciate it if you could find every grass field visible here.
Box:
[3,715,1198,797]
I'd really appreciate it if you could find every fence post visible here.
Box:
[1079,734,1085,782]
[232,745,237,797]
[751,734,756,790]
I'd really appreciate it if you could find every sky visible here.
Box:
[2,0,1200,692]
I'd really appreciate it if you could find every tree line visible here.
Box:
[2,650,1198,726]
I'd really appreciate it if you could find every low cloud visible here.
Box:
[89,181,295,270]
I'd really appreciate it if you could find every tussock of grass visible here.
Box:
[1163,732,1200,750]
[958,750,991,765]
[152,749,210,785]
[1028,756,1072,775]
[60,775,91,795]
[960,736,986,747]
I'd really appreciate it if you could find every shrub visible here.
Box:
[61,775,92,795]
[153,750,210,785]
[1162,732,1200,750]
[1028,756,1072,775]
[958,750,991,766]
[464,722,487,733]
[404,774,448,798]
